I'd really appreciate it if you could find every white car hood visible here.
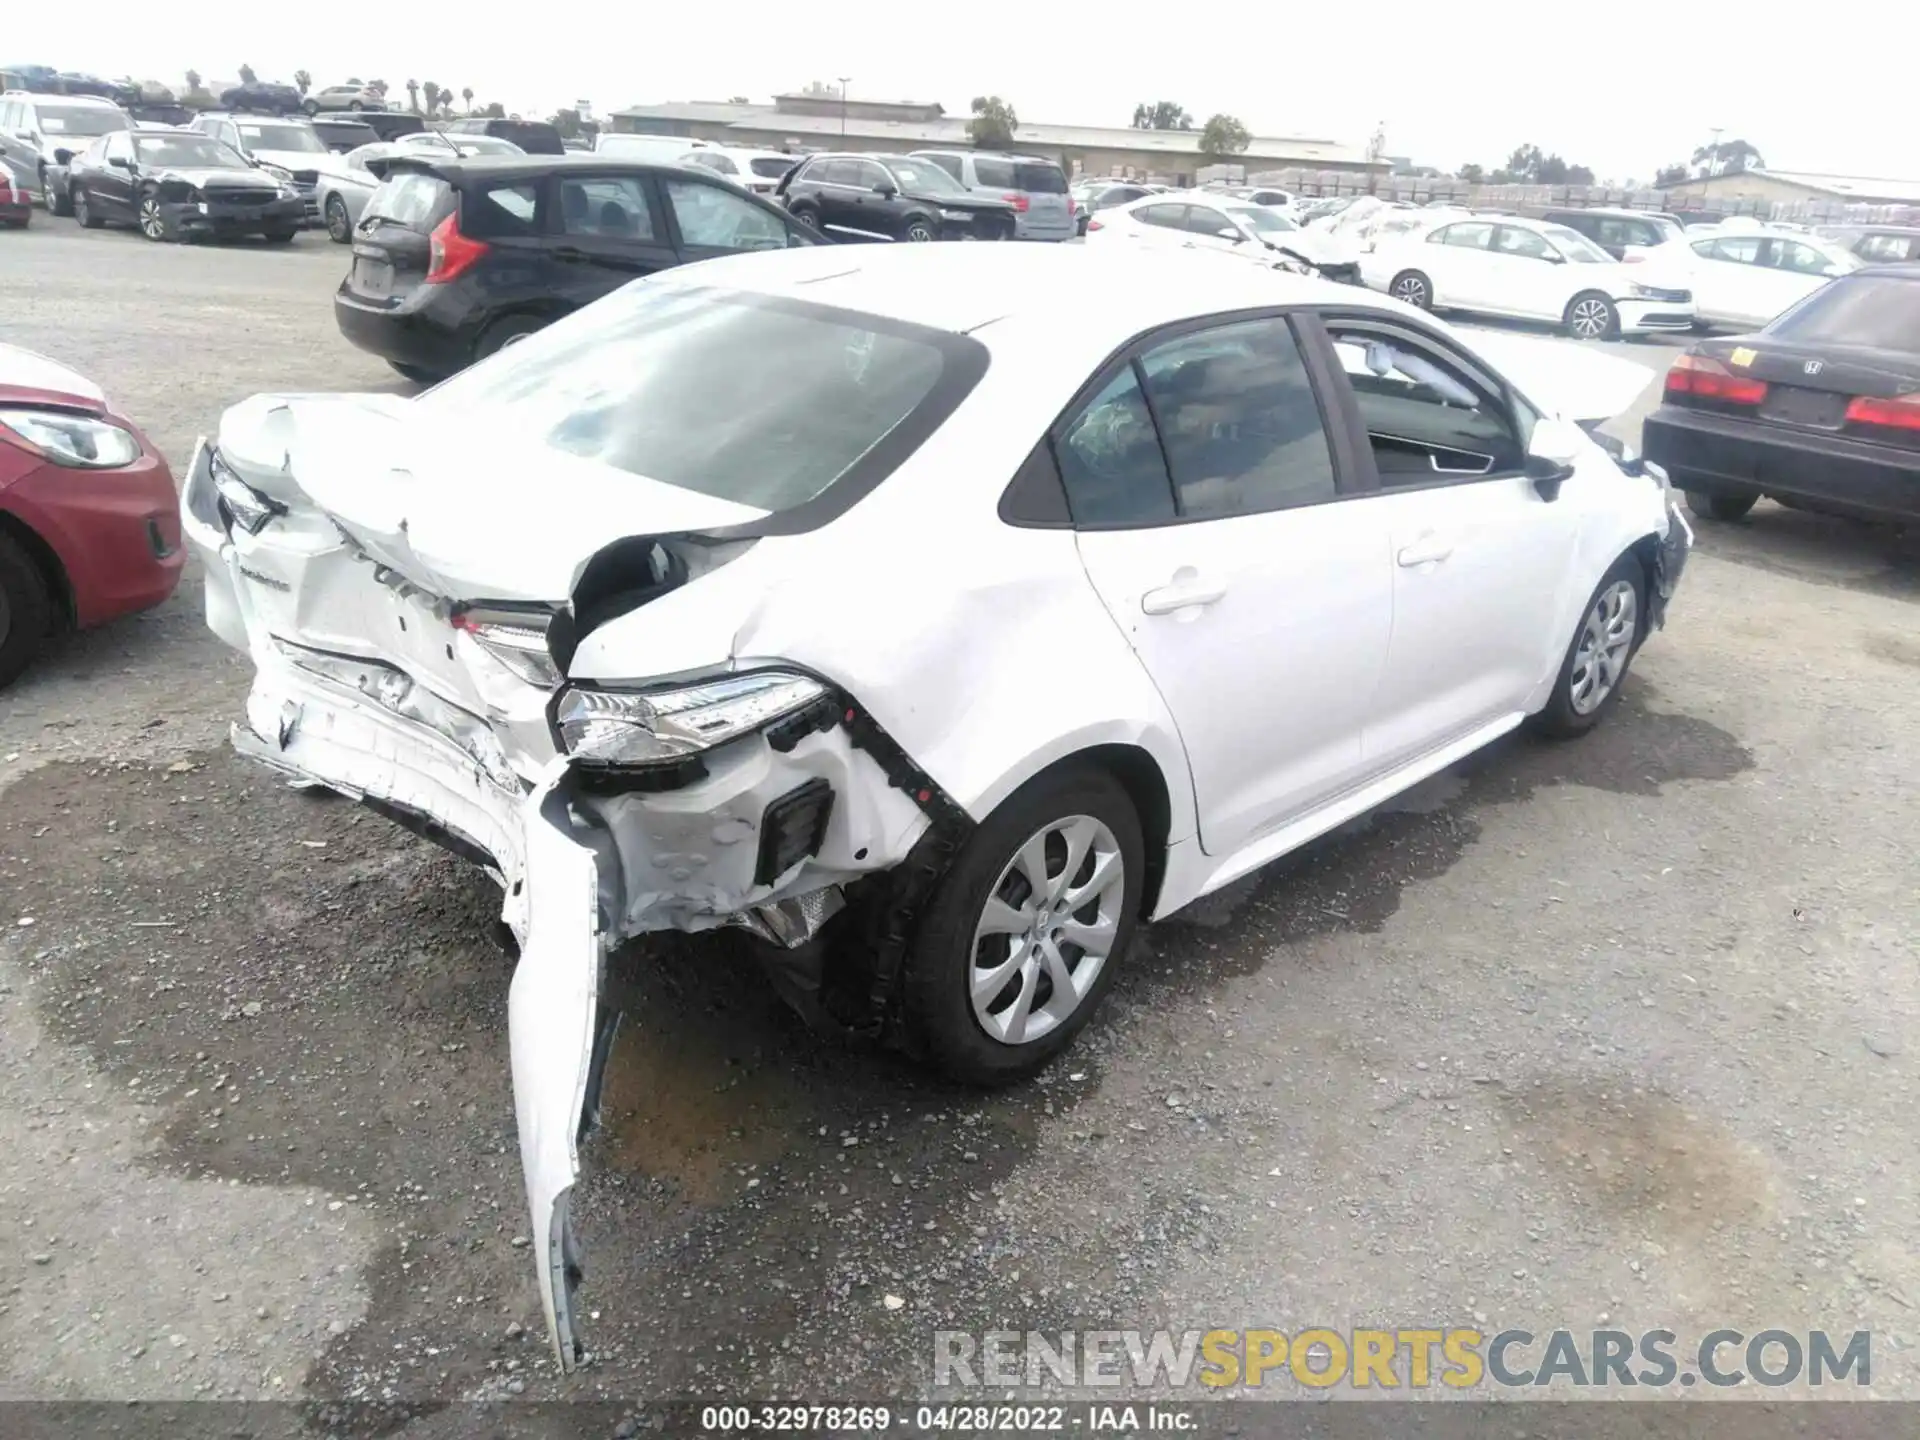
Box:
[1462,331,1658,424]
[217,393,769,602]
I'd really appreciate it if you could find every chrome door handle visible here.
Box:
[1142,574,1226,614]
[1396,539,1455,567]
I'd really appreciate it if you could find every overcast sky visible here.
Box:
[12,3,1900,183]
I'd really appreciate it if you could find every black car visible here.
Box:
[311,117,379,154]
[66,125,305,242]
[776,152,1015,242]
[442,116,564,156]
[1643,265,1920,526]
[219,81,303,114]
[334,154,815,382]
[1539,207,1682,261]
[318,109,426,143]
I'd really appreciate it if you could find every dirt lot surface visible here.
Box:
[2,221,1917,1429]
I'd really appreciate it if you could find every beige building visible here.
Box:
[1665,168,1920,210]
[607,94,1383,187]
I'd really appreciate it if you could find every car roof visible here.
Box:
[652,240,1395,341]
[7,90,120,105]
[388,152,727,181]
[1543,206,1666,219]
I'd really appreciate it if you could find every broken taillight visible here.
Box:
[452,610,561,688]
[1664,353,1767,406]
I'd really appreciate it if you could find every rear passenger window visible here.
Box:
[972,158,1015,188]
[1139,317,1336,518]
[1054,369,1176,527]
[1135,203,1186,229]
[558,176,654,239]
[462,181,540,237]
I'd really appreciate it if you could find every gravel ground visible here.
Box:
[2,219,1917,1425]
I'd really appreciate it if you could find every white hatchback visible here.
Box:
[1361,214,1698,339]
[181,243,1690,1372]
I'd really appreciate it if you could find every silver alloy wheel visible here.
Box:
[139,197,166,240]
[1569,579,1637,715]
[326,196,350,243]
[1392,275,1428,307]
[1569,296,1612,339]
[969,814,1125,1046]
[905,222,936,242]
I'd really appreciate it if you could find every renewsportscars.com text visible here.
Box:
[934,1328,1871,1390]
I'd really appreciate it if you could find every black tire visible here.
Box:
[302,99,319,115]
[901,765,1145,1085]
[1389,269,1433,310]
[46,171,72,218]
[1531,555,1647,739]
[387,361,445,385]
[1564,290,1619,341]
[347,100,364,111]
[324,194,352,243]
[787,202,821,234]
[0,529,56,691]
[72,185,102,229]
[473,313,545,362]
[901,214,939,243]
[261,229,297,244]
[137,190,171,242]
[1685,489,1756,522]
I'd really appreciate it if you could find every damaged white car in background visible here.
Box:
[180,243,1690,1369]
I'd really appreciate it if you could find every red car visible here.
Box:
[0,344,183,686]
[0,164,30,228]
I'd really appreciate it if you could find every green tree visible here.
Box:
[1198,113,1251,160]
[462,87,474,112]
[1692,138,1763,176]
[483,101,506,119]
[966,95,1018,148]
[405,78,420,113]
[422,81,441,115]
[1654,162,1689,187]
[1131,100,1192,131]
[238,63,257,84]
[184,67,200,90]
[294,69,310,95]
[1458,162,1485,184]
[548,107,584,139]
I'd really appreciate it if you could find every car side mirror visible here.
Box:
[1543,251,1565,264]
[1525,417,1582,501]
[872,182,896,198]
[53,147,75,165]
[109,155,132,170]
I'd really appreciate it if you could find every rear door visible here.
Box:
[1419,220,1498,309]
[549,171,678,290]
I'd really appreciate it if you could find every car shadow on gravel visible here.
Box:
[1689,501,1920,602]
[0,680,1752,1419]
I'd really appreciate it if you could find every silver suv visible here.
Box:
[189,112,331,224]
[909,149,1074,241]
[0,91,130,204]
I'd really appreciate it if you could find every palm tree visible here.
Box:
[294,69,311,95]
[462,87,473,113]
[422,81,441,115]
[184,68,201,91]
[405,78,420,113]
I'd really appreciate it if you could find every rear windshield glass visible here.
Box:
[1768,274,1920,350]
[972,158,1014,189]
[364,171,450,227]
[749,155,797,178]
[416,285,980,514]
[1013,162,1067,194]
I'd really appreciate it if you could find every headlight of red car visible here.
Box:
[0,408,142,469]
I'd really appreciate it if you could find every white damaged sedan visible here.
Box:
[181,244,1690,1367]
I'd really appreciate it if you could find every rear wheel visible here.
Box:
[46,170,72,217]
[324,194,352,243]
[1685,489,1756,522]
[1564,291,1619,341]
[901,766,1144,1084]
[473,314,546,362]
[787,202,821,234]
[0,529,55,690]
[72,186,102,229]
[1390,269,1433,309]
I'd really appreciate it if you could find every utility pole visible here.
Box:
[838,76,851,137]
[1365,120,1386,196]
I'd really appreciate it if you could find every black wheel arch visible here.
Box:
[0,513,75,630]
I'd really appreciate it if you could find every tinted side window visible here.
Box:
[854,160,892,190]
[1054,368,1176,527]
[1432,221,1493,249]
[1327,325,1524,481]
[1135,203,1187,230]
[557,175,655,239]
[972,157,1015,188]
[1183,207,1241,239]
[812,159,855,186]
[1138,317,1336,519]
[1705,236,1761,264]
[462,181,541,238]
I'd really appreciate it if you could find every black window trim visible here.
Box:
[1000,304,1367,533]
[1303,309,1538,500]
